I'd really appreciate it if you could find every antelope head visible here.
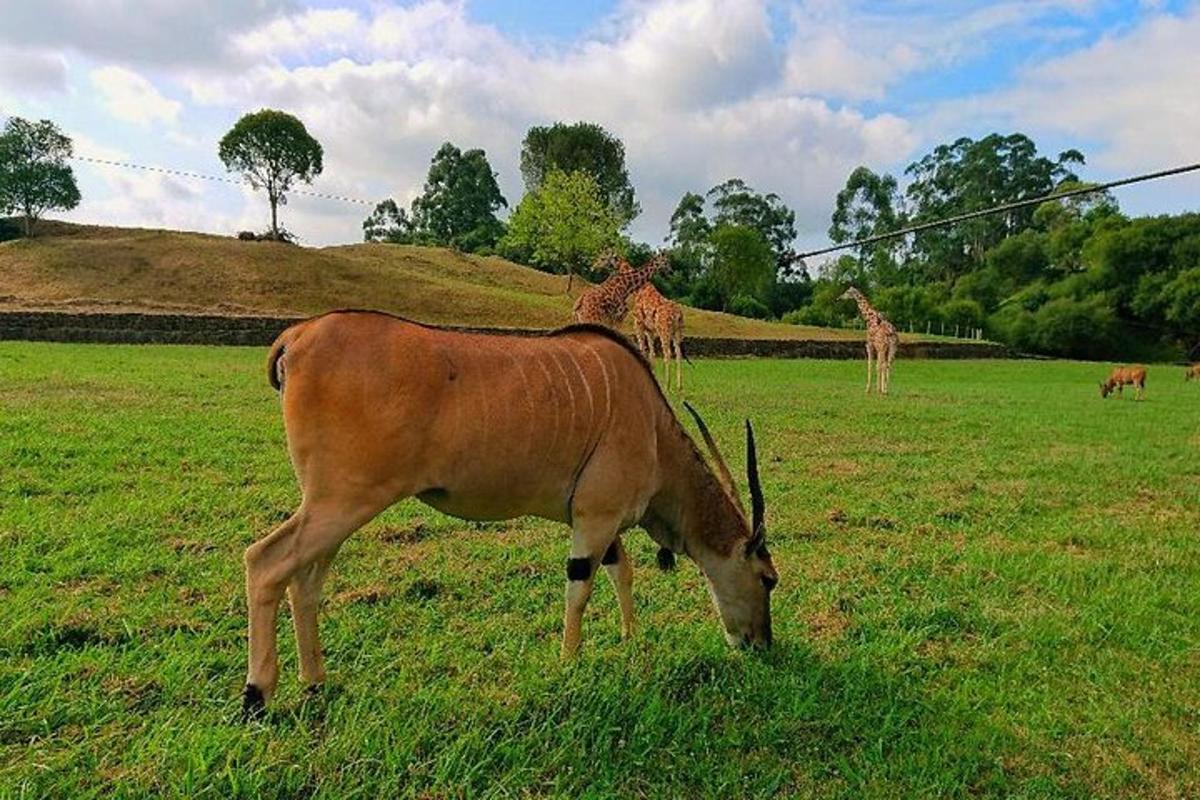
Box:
[683,403,778,648]
[1099,380,1113,398]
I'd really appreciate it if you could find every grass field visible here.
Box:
[0,221,864,341]
[2,343,1198,799]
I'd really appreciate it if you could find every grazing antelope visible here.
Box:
[1100,365,1147,399]
[1185,363,1200,381]
[572,251,667,327]
[840,286,898,395]
[242,310,777,716]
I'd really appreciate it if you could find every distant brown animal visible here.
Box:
[1185,364,1200,381]
[1100,365,1147,399]
[241,310,778,716]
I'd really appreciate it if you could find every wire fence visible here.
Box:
[71,155,376,206]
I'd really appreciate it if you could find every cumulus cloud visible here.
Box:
[0,46,68,95]
[90,66,181,125]
[177,0,907,243]
[26,0,1184,247]
[0,0,296,67]
[783,0,1095,101]
[964,7,1200,171]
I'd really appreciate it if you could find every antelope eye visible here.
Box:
[761,575,778,592]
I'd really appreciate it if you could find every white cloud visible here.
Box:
[0,0,296,66]
[0,46,68,95]
[90,66,181,125]
[178,0,904,244]
[934,7,1200,172]
[783,0,1095,101]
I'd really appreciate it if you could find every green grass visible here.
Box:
[2,343,1198,799]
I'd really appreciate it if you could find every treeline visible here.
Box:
[371,124,1198,360]
[806,134,1200,360]
[4,108,1195,360]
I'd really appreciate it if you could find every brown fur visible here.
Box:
[1100,365,1147,399]
[241,310,777,708]
[1185,364,1200,381]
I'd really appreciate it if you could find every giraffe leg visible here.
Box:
[864,343,874,394]
[672,331,683,392]
[658,329,671,390]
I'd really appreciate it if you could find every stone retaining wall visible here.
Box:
[0,310,1010,359]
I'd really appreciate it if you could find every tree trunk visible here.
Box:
[269,192,279,240]
[566,270,574,293]
[22,215,31,238]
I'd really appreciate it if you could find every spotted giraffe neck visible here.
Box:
[853,295,884,328]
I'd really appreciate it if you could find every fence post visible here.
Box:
[954,324,959,338]
[926,320,931,335]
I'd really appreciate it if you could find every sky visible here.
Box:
[1,0,1198,252]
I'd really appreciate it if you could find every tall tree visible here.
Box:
[362,199,414,243]
[707,223,775,312]
[519,122,639,224]
[409,142,506,250]
[499,169,623,290]
[829,166,901,282]
[903,133,1082,278]
[218,109,323,240]
[706,179,797,274]
[0,117,81,237]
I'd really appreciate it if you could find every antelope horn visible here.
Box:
[746,419,766,554]
[682,401,745,514]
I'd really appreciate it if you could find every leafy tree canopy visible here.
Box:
[0,117,80,237]
[498,169,623,289]
[365,142,506,253]
[219,109,323,239]
[519,121,639,224]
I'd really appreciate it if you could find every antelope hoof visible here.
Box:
[242,684,266,721]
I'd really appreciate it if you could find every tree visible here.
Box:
[706,179,797,273]
[218,109,323,240]
[498,169,623,289]
[663,191,711,295]
[904,133,1082,278]
[829,166,901,282]
[519,122,639,224]
[362,198,414,243]
[410,142,506,250]
[0,117,81,237]
[707,224,775,312]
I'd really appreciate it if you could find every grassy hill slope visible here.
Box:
[0,221,864,340]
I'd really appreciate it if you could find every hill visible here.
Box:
[0,221,865,340]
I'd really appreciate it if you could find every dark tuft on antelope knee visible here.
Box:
[566,557,592,581]
[242,684,266,721]
[601,542,619,565]
[656,548,676,571]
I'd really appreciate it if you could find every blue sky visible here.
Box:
[1,0,1197,249]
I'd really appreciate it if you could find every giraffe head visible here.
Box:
[839,286,864,302]
[592,249,622,274]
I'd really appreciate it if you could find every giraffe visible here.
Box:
[625,265,686,392]
[840,286,898,395]
[572,251,667,328]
